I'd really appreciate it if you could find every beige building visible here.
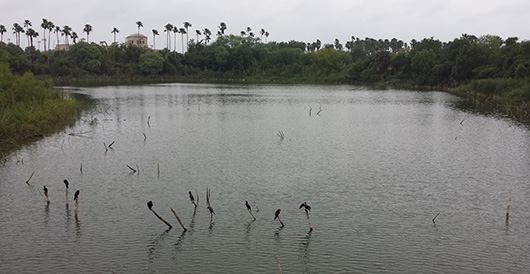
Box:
[55,44,70,51]
[126,33,148,48]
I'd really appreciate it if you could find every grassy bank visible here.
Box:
[1,63,82,156]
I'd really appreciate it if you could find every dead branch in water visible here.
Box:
[147,116,151,128]
[432,212,440,224]
[147,201,172,229]
[108,141,115,148]
[143,132,147,141]
[80,163,83,174]
[25,171,35,185]
[170,207,188,231]
[317,105,323,115]
[506,198,511,221]
[277,130,284,140]
[104,142,108,153]
[126,164,137,173]
[308,105,312,116]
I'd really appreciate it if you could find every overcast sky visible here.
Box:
[2,0,529,50]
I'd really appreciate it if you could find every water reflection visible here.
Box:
[147,228,171,265]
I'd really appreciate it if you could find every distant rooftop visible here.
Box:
[126,33,148,39]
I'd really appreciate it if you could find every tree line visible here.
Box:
[1,20,529,103]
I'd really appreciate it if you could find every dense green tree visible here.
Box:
[69,42,102,75]
[139,51,164,75]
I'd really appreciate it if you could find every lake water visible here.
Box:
[1,83,529,273]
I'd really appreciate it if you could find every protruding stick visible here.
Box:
[108,141,115,148]
[104,142,108,152]
[170,207,188,231]
[506,198,511,220]
[147,116,151,128]
[126,164,137,173]
[300,202,312,231]
[189,191,197,207]
[64,180,69,206]
[278,262,282,274]
[305,210,313,231]
[80,163,83,174]
[246,201,256,220]
[157,163,160,176]
[25,171,35,185]
[147,201,172,229]
[432,212,440,224]
[74,190,80,216]
[274,209,284,227]
[43,185,50,204]
[143,132,147,141]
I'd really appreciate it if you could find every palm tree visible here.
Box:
[152,29,159,49]
[41,18,48,50]
[172,26,178,51]
[111,27,119,44]
[259,28,265,42]
[164,23,173,50]
[47,21,54,50]
[26,28,38,62]
[0,25,6,42]
[136,21,143,34]
[12,23,24,46]
[195,29,201,43]
[54,25,61,46]
[23,19,32,47]
[71,32,78,43]
[179,27,186,53]
[62,25,72,46]
[203,28,211,44]
[183,22,191,50]
[83,24,92,43]
[218,22,227,35]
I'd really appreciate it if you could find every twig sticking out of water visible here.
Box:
[126,164,137,173]
[104,142,108,153]
[278,262,282,274]
[432,212,440,224]
[147,116,151,128]
[170,207,188,231]
[147,201,172,229]
[143,132,147,141]
[460,119,465,126]
[246,201,256,220]
[300,202,313,231]
[308,105,312,117]
[64,180,69,207]
[317,105,323,115]
[506,198,511,221]
[206,187,215,216]
[189,191,197,207]
[136,164,140,175]
[108,141,115,148]
[277,130,285,140]
[43,185,50,204]
[274,209,284,227]
[74,190,80,216]
[25,171,35,185]
[80,163,83,174]
[157,163,160,176]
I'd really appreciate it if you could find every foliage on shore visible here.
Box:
[1,32,529,120]
[0,62,81,154]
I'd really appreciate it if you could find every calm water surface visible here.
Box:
[1,84,529,273]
